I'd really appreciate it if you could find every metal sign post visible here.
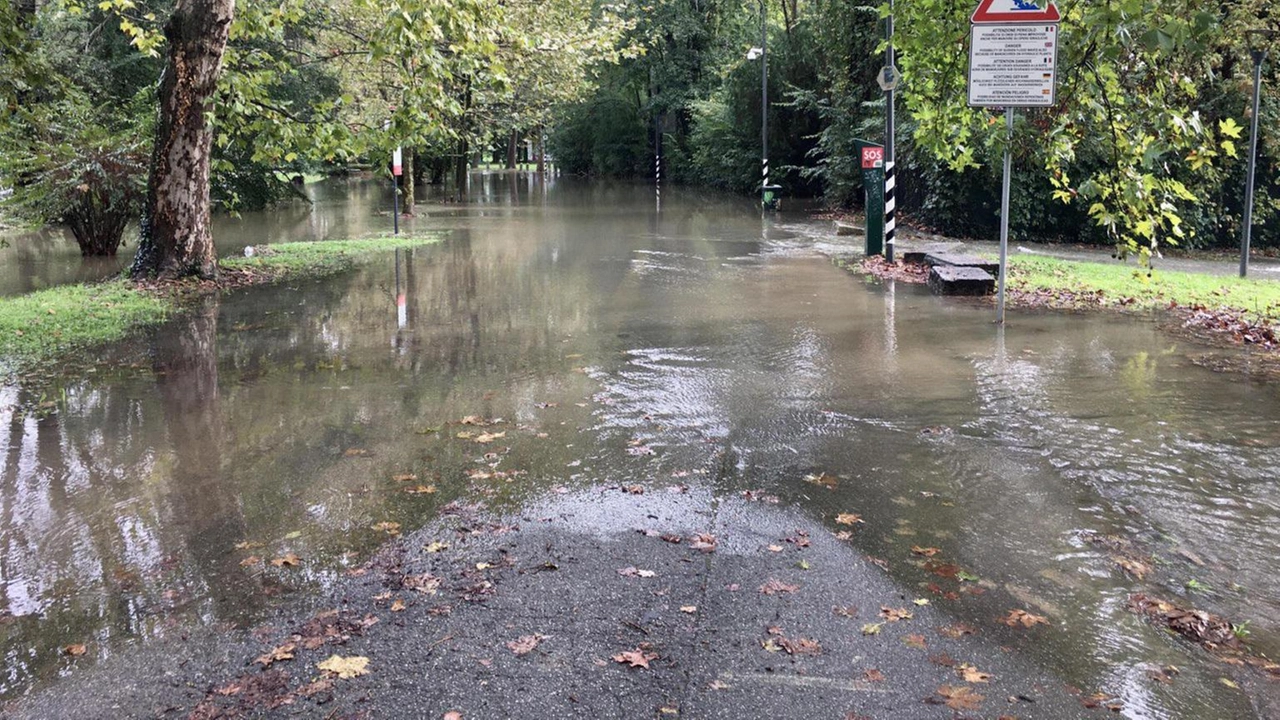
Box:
[855,140,886,256]
[392,146,402,235]
[968,0,1060,324]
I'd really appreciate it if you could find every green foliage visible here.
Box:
[222,234,444,277]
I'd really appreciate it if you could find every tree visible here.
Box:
[130,0,236,280]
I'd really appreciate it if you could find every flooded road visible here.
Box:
[3,175,1280,717]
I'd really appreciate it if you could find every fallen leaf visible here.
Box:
[833,605,858,618]
[680,606,697,614]
[880,606,913,622]
[234,540,264,550]
[392,473,418,482]
[805,472,839,489]
[506,634,546,656]
[708,680,730,690]
[835,513,863,526]
[391,599,406,612]
[864,668,886,683]
[425,541,449,553]
[767,544,784,553]
[622,485,645,495]
[372,521,402,536]
[271,553,301,568]
[63,644,87,657]
[317,654,370,679]
[240,555,262,567]
[474,432,506,444]
[443,712,463,720]
[913,598,930,606]
[405,485,438,495]
[959,664,992,683]
[911,546,942,557]
[343,448,370,457]
[255,643,296,667]
[618,567,656,578]
[759,579,800,595]
[612,648,659,669]
[689,533,717,553]
[935,684,984,711]
[939,623,978,639]
[1221,677,1240,689]
[904,634,927,649]
[861,623,883,636]
[1001,609,1049,628]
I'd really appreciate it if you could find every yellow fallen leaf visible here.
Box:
[425,542,449,553]
[391,599,406,612]
[835,513,863,526]
[317,654,370,679]
[372,521,401,536]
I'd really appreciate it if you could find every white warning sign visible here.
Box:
[968,24,1059,108]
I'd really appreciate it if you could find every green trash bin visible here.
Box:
[762,184,782,211]
[853,140,885,256]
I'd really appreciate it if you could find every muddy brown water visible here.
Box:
[2,175,1280,718]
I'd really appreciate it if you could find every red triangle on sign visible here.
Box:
[971,0,1060,23]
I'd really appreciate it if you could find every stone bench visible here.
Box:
[927,265,996,296]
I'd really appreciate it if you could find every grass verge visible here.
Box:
[1007,256,1280,322]
[0,234,442,373]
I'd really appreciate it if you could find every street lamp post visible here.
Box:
[1241,29,1275,278]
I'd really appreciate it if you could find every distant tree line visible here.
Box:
[550,0,1280,259]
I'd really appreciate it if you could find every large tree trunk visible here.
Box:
[401,147,415,215]
[130,0,234,281]
[507,130,518,170]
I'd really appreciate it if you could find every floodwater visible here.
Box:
[3,175,1280,718]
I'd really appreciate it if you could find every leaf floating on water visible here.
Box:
[911,546,942,557]
[405,485,438,495]
[835,513,863,526]
[474,432,506,444]
[317,654,370,679]
[392,473,418,483]
[343,448,370,457]
[239,555,262,567]
[234,540,264,550]
[372,521,401,536]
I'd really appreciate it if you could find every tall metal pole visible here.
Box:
[884,0,896,262]
[997,108,1013,325]
[1241,48,1267,278]
[760,0,769,209]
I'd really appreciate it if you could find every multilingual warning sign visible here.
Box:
[968,24,1059,108]
[971,0,1060,24]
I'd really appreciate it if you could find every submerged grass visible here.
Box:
[1008,256,1280,321]
[0,234,442,373]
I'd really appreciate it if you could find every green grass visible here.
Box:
[1008,256,1280,321]
[0,282,170,367]
[0,234,442,374]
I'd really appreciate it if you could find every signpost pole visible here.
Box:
[884,0,896,262]
[997,107,1013,325]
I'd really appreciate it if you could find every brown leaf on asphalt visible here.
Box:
[1002,609,1049,628]
[759,579,800,595]
[255,643,296,667]
[767,544,784,553]
[833,605,858,618]
[805,472,839,489]
[689,533,717,553]
[660,533,683,544]
[861,623,883,636]
[392,473,418,482]
[864,668,886,682]
[390,599,406,612]
[425,541,449,553]
[622,485,645,495]
[929,653,958,667]
[63,644,87,657]
[932,684,984,711]
[404,573,442,595]
[680,606,697,614]
[443,712,463,720]
[834,513,863,527]
[880,606,913,622]
[612,648,659,669]
[317,654,370,679]
[240,555,262,567]
[506,634,546,656]
[959,664,992,683]
[270,553,301,567]
[296,679,333,697]
[904,634,927,650]
[617,567,656,578]
[911,546,942,557]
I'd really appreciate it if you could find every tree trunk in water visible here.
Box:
[401,147,415,215]
[454,139,469,201]
[536,125,545,174]
[507,130,518,170]
[130,0,234,281]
